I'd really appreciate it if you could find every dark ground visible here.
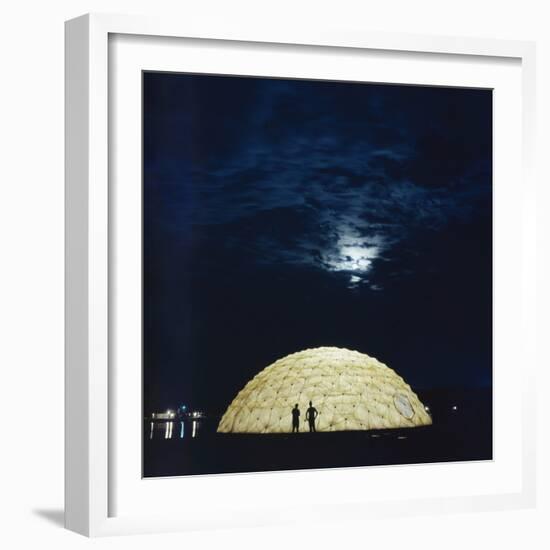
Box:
[143,388,492,477]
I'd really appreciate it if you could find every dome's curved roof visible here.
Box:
[217,347,432,433]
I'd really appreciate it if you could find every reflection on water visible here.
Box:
[148,418,204,440]
[165,421,173,439]
[146,408,210,440]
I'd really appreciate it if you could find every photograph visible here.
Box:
[142,72,493,477]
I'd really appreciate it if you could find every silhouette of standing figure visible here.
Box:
[291,404,300,433]
[306,401,318,432]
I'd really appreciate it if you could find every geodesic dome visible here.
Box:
[217,347,432,433]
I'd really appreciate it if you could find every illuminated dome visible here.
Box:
[217,347,432,433]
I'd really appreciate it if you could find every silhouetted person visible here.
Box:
[306,401,318,432]
[291,404,300,433]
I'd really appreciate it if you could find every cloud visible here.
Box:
[144,76,491,282]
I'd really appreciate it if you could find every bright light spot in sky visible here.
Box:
[324,227,385,275]
[338,245,379,271]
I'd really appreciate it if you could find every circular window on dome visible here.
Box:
[393,393,415,419]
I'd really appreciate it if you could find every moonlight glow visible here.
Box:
[323,228,385,285]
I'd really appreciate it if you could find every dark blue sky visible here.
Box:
[143,72,492,414]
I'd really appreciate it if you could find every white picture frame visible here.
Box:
[65,12,537,537]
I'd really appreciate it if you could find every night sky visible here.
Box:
[143,72,492,416]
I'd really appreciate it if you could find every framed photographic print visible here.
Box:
[141,71,490,477]
[65,13,537,536]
